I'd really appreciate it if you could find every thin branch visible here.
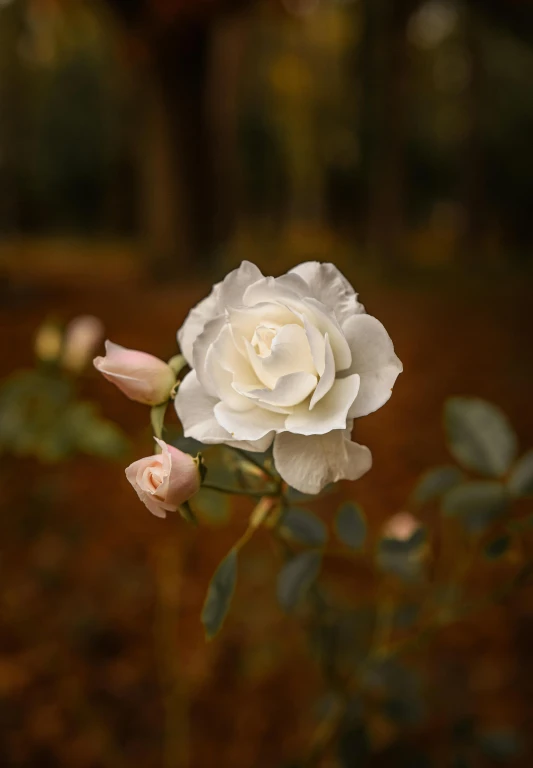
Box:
[227,445,277,480]
[201,483,278,498]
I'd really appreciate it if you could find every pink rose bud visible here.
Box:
[93,340,176,405]
[62,315,104,373]
[125,439,201,518]
[383,511,420,541]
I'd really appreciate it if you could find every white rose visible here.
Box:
[175,261,402,494]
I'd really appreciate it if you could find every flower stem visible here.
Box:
[201,483,278,498]
[228,445,277,480]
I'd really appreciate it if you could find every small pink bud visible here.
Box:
[94,340,176,405]
[125,439,201,518]
[62,315,104,373]
[383,511,420,542]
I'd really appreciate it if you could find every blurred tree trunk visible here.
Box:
[139,64,184,275]
[360,0,419,268]
[110,1,252,277]
[206,9,251,250]
[460,5,486,265]
[0,2,25,235]
[148,13,251,276]
[141,21,212,277]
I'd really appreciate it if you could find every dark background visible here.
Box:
[1,0,533,766]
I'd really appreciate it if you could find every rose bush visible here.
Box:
[176,261,402,493]
[125,438,201,517]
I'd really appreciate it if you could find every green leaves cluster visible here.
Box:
[195,396,533,642]
[203,495,367,634]
[190,393,533,768]
[411,397,533,539]
[276,501,369,614]
[0,370,129,462]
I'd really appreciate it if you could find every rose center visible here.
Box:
[149,466,165,492]
[251,324,278,358]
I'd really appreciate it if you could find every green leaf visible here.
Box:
[412,465,464,505]
[334,502,366,550]
[277,550,322,612]
[280,508,327,547]
[150,402,168,439]
[201,549,237,639]
[444,397,517,477]
[442,481,509,533]
[508,450,533,497]
[485,535,511,559]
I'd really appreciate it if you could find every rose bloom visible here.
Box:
[175,261,402,494]
[94,341,175,406]
[125,439,201,517]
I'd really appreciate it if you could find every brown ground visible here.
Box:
[1,253,533,767]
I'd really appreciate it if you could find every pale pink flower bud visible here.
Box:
[125,439,201,518]
[93,340,175,405]
[62,315,104,373]
[383,511,420,541]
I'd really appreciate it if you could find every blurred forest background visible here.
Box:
[1,0,533,767]
[2,0,533,271]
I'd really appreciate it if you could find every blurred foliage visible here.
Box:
[195,394,533,764]
[0,369,128,461]
[0,317,129,461]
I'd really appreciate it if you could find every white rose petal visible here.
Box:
[176,371,233,444]
[214,401,285,441]
[273,428,372,495]
[310,333,335,408]
[285,375,360,435]
[178,290,220,366]
[175,261,401,493]
[342,313,403,419]
[289,261,366,323]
